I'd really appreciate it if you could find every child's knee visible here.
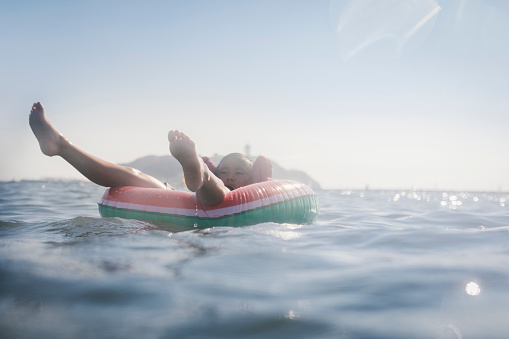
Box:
[126,167,143,177]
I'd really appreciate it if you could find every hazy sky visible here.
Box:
[1,0,508,191]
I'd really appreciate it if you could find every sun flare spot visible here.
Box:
[465,282,480,296]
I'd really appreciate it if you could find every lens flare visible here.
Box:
[331,0,441,61]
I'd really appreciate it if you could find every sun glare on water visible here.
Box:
[465,281,480,296]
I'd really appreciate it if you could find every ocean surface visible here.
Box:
[1,180,508,339]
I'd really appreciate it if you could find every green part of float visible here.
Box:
[98,194,319,229]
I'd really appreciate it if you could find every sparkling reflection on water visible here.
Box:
[1,180,508,338]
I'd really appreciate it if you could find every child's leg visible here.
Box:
[29,102,166,189]
[169,130,230,206]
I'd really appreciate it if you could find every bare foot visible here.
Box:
[168,130,206,192]
[29,102,68,156]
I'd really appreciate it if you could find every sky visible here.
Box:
[1,0,508,191]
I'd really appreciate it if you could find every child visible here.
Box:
[29,102,252,206]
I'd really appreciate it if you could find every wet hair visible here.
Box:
[217,153,253,173]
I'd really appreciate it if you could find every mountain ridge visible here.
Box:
[120,154,321,190]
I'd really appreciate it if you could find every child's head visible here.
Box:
[216,153,253,190]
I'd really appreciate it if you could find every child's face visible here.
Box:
[217,158,251,189]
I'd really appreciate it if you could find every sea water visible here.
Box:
[1,180,508,338]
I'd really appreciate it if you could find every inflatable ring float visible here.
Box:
[98,179,318,230]
[98,156,318,229]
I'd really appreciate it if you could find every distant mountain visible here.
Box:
[120,155,185,188]
[120,154,322,190]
